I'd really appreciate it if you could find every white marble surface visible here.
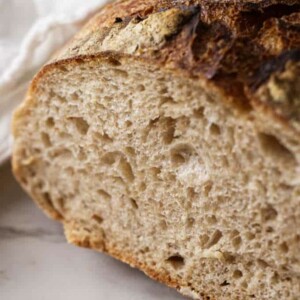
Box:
[0,162,185,300]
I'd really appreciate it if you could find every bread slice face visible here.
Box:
[13,1,300,299]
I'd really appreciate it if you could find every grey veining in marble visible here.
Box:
[0,162,185,300]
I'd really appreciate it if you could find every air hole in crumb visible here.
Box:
[251,223,262,233]
[103,133,113,143]
[221,156,229,167]
[113,176,126,187]
[58,66,68,72]
[159,87,168,94]
[166,255,185,270]
[258,133,295,163]
[246,261,253,268]
[271,272,279,284]
[171,152,186,165]
[232,236,242,249]
[205,230,223,249]
[187,217,195,228]
[128,99,133,110]
[150,261,157,267]
[33,148,41,154]
[170,144,194,166]
[149,167,161,180]
[125,120,133,128]
[207,215,217,225]
[160,220,167,230]
[119,158,135,182]
[194,107,204,118]
[261,204,278,222]
[57,95,66,103]
[223,252,236,263]
[59,131,72,139]
[101,151,122,165]
[233,270,243,279]
[162,118,176,145]
[97,189,111,201]
[136,84,145,92]
[210,123,221,135]
[139,182,146,191]
[107,58,122,66]
[69,117,90,135]
[168,173,176,181]
[139,247,150,254]
[51,148,72,159]
[36,181,44,190]
[108,83,118,91]
[230,230,240,239]
[71,92,79,101]
[159,96,176,106]
[199,234,210,247]
[78,169,88,176]
[260,284,267,291]
[253,242,260,248]
[92,214,104,224]
[46,117,55,128]
[94,132,113,143]
[41,132,52,147]
[125,147,136,156]
[130,198,138,209]
[141,118,158,142]
[257,259,269,268]
[285,276,292,282]
[187,187,198,200]
[203,181,213,197]
[279,242,289,253]
[200,293,210,300]
[104,95,113,102]
[114,69,128,78]
[78,148,87,161]
[65,167,74,176]
[220,280,230,287]
[245,231,255,240]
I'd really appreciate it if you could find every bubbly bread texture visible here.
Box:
[12,1,300,299]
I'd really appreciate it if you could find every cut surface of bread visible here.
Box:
[13,1,300,299]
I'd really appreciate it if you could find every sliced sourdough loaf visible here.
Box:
[12,1,300,299]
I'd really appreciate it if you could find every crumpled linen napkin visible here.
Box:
[0,0,109,165]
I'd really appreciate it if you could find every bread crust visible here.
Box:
[64,220,215,300]
[49,0,300,127]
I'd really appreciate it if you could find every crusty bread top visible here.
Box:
[44,0,300,129]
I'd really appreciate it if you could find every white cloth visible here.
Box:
[0,0,109,165]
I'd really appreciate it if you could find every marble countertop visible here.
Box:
[0,162,185,300]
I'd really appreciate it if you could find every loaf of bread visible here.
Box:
[12,1,300,299]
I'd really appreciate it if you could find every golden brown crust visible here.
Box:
[47,0,300,127]
[12,154,64,221]
[65,221,215,300]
